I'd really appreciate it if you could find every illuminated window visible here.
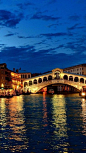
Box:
[29,81,32,86]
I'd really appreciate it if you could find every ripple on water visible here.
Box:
[0,93,86,152]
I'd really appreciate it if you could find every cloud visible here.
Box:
[69,15,80,21]
[17,32,73,40]
[5,33,15,37]
[0,43,86,73]
[68,23,85,30]
[56,44,64,49]
[0,10,23,27]
[24,2,34,6]
[40,32,71,39]
[65,41,86,54]
[67,23,79,30]
[77,36,86,44]
[48,0,57,4]
[31,11,60,21]
[0,43,5,48]
[48,23,59,28]
[17,2,33,10]
[0,45,36,58]
[18,36,30,39]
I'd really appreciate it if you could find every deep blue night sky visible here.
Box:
[0,0,86,73]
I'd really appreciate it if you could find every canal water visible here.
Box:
[0,93,86,153]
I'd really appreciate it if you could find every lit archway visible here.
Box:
[33,79,37,84]
[43,77,47,82]
[69,76,73,81]
[48,75,52,80]
[80,78,84,83]
[38,78,42,83]
[63,75,68,80]
[74,77,79,82]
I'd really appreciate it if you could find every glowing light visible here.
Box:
[43,87,47,92]
[1,83,4,87]
[81,92,85,96]
[60,73,63,79]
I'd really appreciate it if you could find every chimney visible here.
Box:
[13,68,15,72]
[16,69,19,73]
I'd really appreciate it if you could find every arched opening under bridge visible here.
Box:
[37,83,80,94]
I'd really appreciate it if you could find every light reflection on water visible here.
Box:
[0,93,86,152]
[51,94,69,152]
[43,92,48,128]
[0,96,28,152]
[81,98,86,136]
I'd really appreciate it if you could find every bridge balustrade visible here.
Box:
[26,75,86,87]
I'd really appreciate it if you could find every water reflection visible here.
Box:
[43,92,48,127]
[0,93,86,152]
[51,94,69,152]
[81,98,86,136]
[0,98,6,128]
[0,96,28,152]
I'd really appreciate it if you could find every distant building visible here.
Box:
[63,64,86,75]
[0,63,31,90]
[31,73,42,77]
[19,72,31,88]
[11,71,21,90]
[0,63,12,89]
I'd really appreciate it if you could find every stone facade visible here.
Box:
[63,64,86,75]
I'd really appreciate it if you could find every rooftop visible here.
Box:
[63,63,86,70]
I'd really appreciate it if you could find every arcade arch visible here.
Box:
[74,77,79,82]
[43,77,47,82]
[63,75,68,80]
[69,76,73,81]
[24,82,28,87]
[48,75,52,80]
[33,79,37,84]
[80,78,84,83]
[23,67,86,94]
[38,78,42,83]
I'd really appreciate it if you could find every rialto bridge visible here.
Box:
[23,68,86,93]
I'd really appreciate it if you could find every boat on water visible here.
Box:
[22,91,31,95]
[0,89,22,98]
[48,89,54,94]
[0,95,13,98]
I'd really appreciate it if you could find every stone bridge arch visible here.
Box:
[25,79,83,93]
[23,67,86,93]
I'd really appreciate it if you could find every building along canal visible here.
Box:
[0,93,86,153]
